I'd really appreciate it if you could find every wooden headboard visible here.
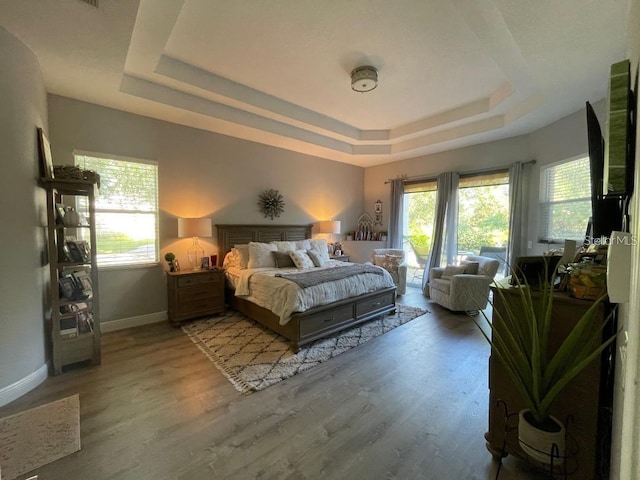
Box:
[216,224,312,264]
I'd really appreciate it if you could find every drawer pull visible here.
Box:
[324,316,335,323]
[371,301,382,307]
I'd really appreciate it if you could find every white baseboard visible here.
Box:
[101,311,167,333]
[0,363,48,408]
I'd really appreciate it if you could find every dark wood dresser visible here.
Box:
[166,269,225,325]
[485,279,614,478]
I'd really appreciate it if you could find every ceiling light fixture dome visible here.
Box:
[351,66,378,93]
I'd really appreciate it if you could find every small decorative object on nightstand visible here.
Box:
[331,254,350,262]
[166,269,224,325]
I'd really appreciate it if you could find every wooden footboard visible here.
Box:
[227,286,396,352]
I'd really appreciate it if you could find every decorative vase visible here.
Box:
[518,409,566,464]
[63,207,81,226]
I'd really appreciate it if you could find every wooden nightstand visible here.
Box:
[166,269,225,325]
[330,254,350,262]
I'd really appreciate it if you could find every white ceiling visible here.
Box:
[0,0,631,167]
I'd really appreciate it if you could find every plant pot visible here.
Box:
[518,409,566,464]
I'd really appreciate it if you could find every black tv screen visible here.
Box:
[586,101,623,239]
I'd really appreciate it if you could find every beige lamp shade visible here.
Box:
[318,220,341,234]
[178,217,212,238]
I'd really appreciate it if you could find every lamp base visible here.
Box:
[188,237,205,270]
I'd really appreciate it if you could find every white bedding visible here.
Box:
[225,260,395,325]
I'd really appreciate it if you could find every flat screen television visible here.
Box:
[586,102,623,239]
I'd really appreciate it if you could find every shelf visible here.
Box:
[44,180,101,374]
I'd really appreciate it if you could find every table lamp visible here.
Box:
[178,217,212,270]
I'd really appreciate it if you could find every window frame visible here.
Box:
[73,151,160,269]
[538,155,592,244]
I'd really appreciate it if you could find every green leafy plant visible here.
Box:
[164,252,175,262]
[474,270,618,425]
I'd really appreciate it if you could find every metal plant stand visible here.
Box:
[495,400,579,479]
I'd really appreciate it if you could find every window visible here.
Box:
[457,170,510,255]
[75,153,159,266]
[540,156,592,242]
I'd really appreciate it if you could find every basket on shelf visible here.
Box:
[53,165,101,187]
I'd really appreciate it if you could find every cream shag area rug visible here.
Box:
[182,305,428,393]
[0,394,80,480]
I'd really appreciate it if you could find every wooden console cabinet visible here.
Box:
[485,279,614,478]
[166,269,225,325]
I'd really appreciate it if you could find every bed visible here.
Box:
[217,224,397,352]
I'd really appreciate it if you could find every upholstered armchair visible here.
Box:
[428,255,500,313]
[371,248,407,295]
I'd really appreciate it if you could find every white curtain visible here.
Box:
[388,178,404,249]
[507,161,530,270]
[422,172,459,293]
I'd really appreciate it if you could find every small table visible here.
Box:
[330,254,350,262]
[166,269,225,325]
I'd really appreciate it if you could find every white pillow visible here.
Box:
[270,241,297,253]
[306,249,326,267]
[309,239,330,264]
[289,249,315,269]
[295,239,312,251]
[234,244,250,269]
[248,242,277,269]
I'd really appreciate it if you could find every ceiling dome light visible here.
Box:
[351,66,378,93]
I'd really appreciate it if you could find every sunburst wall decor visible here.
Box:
[258,189,285,220]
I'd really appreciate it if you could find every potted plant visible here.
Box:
[164,252,176,272]
[474,269,618,464]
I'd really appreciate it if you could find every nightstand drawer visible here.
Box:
[178,285,221,303]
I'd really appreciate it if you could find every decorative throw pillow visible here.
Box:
[234,244,250,269]
[248,242,277,269]
[306,249,326,267]
[441,264,467,278]
[382,254,402,274]
[289,249,315,269]
[309,239,330,263]
[222,249,239,269]
[373,254,386,266]
[272,250,295,268]
[461,260,480,275]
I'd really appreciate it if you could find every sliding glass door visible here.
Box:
[457,171,510,276]
[403,179,437,286]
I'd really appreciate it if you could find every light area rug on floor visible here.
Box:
[182,305,428,393]
[0,394,80,480]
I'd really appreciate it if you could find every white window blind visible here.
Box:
[540,157,592,242]
[75,154,159,266]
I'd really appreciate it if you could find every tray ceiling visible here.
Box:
[0,0,630,167]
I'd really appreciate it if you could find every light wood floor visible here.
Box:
[1,287,549,480]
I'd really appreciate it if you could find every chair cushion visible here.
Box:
[442,265,467,278]
[460,260,479,275]
[431,278,451,295]
[382,254,402,274]
[372,254,386,266]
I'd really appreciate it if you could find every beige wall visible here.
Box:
[0,28,48,403]
[48,95,365,325]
